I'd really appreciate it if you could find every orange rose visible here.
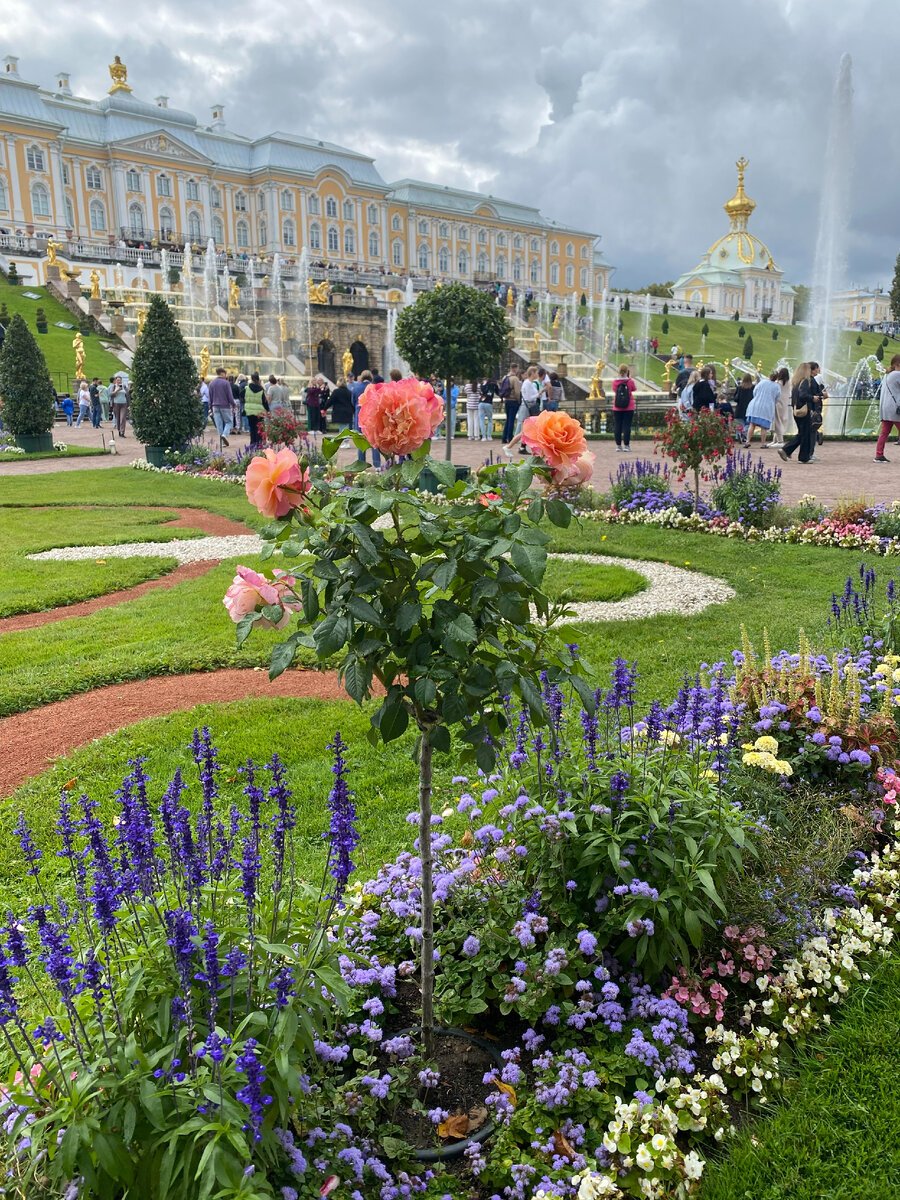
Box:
[521,410,587,470]
[551,450,595,490]
[244,447,309,518]
[358,378,444,457]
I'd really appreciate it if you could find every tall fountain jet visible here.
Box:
[803,54,853,374]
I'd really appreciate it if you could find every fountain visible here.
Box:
[203,239,218,322]
[296,247,312,381]
[639,294,651,383]
[803,54,854,373]
[827,353,883,436]
[404,278,415,307]
[182,243,197,348]
[160,248,170,294]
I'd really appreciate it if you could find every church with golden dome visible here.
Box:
[672,159,795,322]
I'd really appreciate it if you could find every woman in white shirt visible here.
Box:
[745,373,781,448]
[74,380,92,427]
[514,366,540,439]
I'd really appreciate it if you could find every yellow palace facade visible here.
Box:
[0,54,612,299]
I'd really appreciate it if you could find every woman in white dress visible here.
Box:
[745,372,781,448]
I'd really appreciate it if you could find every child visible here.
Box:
[60,394,74,426]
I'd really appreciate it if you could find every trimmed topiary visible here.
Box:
[35,307,48,334]
[0,313,56,436]
[743,335,754,358]
[128,294,203,449]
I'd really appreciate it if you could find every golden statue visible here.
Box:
[387,289,402,304]
[342,348,354,379]
[108,55,132,94]
[72,333,86,379]
[506,287,514,308]
[552,308,560,331]
[229,278,240,309]
[588,360,605,400]
[58,265,70,283]
[663,358,677,384]
[756,359,763,374]
[137,308,147,335]
[46,238,61,265]
[532,329,540,355]
[278,314,287,342]
[89,270,101,300]
[365,284,374,296]
[200,345,211,379]
[308,279,330,305]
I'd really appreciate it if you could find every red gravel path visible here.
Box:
[0,668,355,798]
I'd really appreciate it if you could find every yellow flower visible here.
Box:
[702,769,718,781]
[754,735,779,754]
[658,730,681,747]
[774,760,794,776]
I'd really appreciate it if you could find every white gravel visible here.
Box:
[29,541,734,622]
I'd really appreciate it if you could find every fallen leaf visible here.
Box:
[63,778,77,791]
[95,559,106,565]
[553,1130,577,1161]
[491,1077,517,1108]
[437,1113,471,1140]
[467,1105,488,1132]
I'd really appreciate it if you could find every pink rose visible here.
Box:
[521,410,587,470]
[357,378,444,456]
[550,450,595,490]
[223,566,298,630]
[245,447,310,518]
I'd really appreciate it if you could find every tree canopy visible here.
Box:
[0,313,56,436]
[129,295,203,448]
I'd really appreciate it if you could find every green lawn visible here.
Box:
[0,273,127,389]
[1,445,110,461]
[543,557,647,602]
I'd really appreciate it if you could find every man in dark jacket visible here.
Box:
[674,355,694,397]
[328,379,353,429]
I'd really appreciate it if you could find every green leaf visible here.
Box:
[414,677,437,707]
[381,1136,411,1160]
[441,689,468,725]
[269,636,298,680]
[379,700,409,742]
[396,602,422,633]
[429,725,451,753]
[465,996,488,1014]
[518,672,544,716]
[350,430,371,454]
[343,657,371,704]
[475,739,495,772]
[570,674,597,714]
[314,612,351,658]
[301,578,320,622]
[347,594,384,626]
[260,603,284,625]
[511,539,547,587]
[431,557,457,591]
[428,457,456,487]
[684,907,703,947]
[545,498,572,527]
[235,613,256,648]
[527,497,544,523]
[442,612,477,648]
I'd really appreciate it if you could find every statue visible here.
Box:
[506,287,514,308]
[89,270,101,300]
[308,279,330,305]
[532,330,540,355]
[137,308,147,335]
[365,284,374,296]
[72,333,86,379]
[342,348,354,380]
[46,238,61,265]
[663,358,677,384]
[278,314,287,342]
[108,55,132,94]
[200,345,211,379]
[229,278,240,309]
[552,308,560,331]
[58,265,70,283]
[588,360,605,400]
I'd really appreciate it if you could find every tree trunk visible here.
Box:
[693,467,700,512]
[444,375,453,462]
[418,733,435,1058]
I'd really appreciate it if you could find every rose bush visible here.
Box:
[244,447,310,518]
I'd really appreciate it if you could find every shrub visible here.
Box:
[739,325,746,337]
[34,307,48,334]
[702,323,709,337]
[0,313,57,436]
[870,499,900,539]
[129,294,204,449]
[263,406,304,447]
[876,343,884,362]
[857,334,863,346]
[733,311,740,321]
[623,297,631,311]
[883,335,890,347]
[662,302,669,315]
[662,318,669,335]
[832,492,873,524]
[607,458,673,511]
[654,408,734,510]
[709,451,782,528]
[7,262,19,286]
[166,265,181,287]
[743,335,754,358]
[699,306,706,319]
[772,326,779,340]
[0,302,8,321]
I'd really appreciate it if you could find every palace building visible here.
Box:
[672,159,795,323]
[0,54,611,299]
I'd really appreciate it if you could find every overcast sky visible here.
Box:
[3,0,896,289]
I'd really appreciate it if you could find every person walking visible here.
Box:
[691,366,717,412]
[98,377,111,423]
[88,378,102,428]
[208,366,235,446]
[745,372,780,448]
[74,379,91,427]
[329,376,354,430]
[612,364,636,451]
[352,370,380,467]
[770,366,790,446]
[199,376,210,425]
[545,372,564,412]
[778,362,815,464]
[478,379,495,441]
[305,375,330,431]
[731,373,755,443]
[873,353,900,462]
[110,375,129,437]
[243,371,268,446]
[60,393,74,426]
[679,370,699,418]
[268,376,290,414]
[513,366,540,441]
[464,379,481,440]
[500,365,522,444]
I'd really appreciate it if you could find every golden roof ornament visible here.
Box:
[108,55,132,94]
[723,157,755,229]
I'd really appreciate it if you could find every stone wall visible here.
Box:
[308,301,387,381]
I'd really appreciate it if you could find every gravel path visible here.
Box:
[30,534,264,564]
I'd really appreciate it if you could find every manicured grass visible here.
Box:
[0,445,110,461]
[0,274,126,388]
[701,953,900,1200]
[544,557,647,602]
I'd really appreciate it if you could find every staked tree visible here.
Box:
[395,283,508,460]
[129,294,203,448]
[0,313,56,436]
[890,253,900,322]
[701,323,709,337]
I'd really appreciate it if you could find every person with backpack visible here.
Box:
[691,365,717,412]
[500,364,521,444]
[612,364,636,452]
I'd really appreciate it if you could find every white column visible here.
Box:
[299,188,308,251]
[451,223,457,279]
[48,144,67,230]
[111,163,128,237]
[266,183,277,253]
[431,220,438,276]
[140,167,152,236]
[222,184,234,249]
[201,177,212,240]
[72,156,87,236]
[381,202,388,271]
[355,197,363,264]
[407,208,416,272]
[5,137,23,222]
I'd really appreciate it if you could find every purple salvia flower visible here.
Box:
[268,753,296,893]
[13,813,42,883]
[189,727,220,867]
[235,1038,273,1142]
[323,733,359,904]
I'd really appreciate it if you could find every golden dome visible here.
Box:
[723,156,756,226]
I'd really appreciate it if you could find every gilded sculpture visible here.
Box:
[532,330,540,355]
[72,333,86,379]
[108,55,132,94]
[308,279,330,305]
[229,278,241,309]
[200,345,211,379]
[342,348,354,380]
[588,359,605,400]
[552,308,560,331]
[45,238,61,265]
[278,314,287,342]
[663,358,677,384]
[89,270,101,300]
[137,308,147,335]
[506,286,514,308]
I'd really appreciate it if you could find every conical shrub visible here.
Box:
[0,313,56,436]
[129,294,203,447]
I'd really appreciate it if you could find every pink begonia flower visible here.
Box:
[223,566,299,630]
[245,447,310,518]
[521,409,587,470]
[357,378,443,456]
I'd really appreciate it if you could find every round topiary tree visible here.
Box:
[701,323,709,337]
[699,306,706,319]
[35,307,48,334]
[129,294,203,451]
[623,297,631,311]
[739,325,746,338]
[395,282,508,460]
[772,326,778,340]
[0,313,57,445]
[662,302,669,315]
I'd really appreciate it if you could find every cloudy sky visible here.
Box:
[3,0,896,289]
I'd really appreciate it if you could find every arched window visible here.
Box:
[0,179,8,213]
[256,191,266,211]
[157,174,171,197]
[438,222,449,238]
[368,230,380,259]
[580,267,588,288]
[86,165,102,190]
[457,249,469,275]
[212,216,224,245]
[564,242,573,258]
[26,145,45,172]
[186,179,200,202]
[344,227,355,255]
[392,239,404,267]
[126,169,142,192]
[30,182,50,218]
[281,189,293,211]
[458,226,469,241]
[307,194,320,215]
[89,199,105,231]
[477,251,488,274]
[438,246,449,273]
[258,218,267,246]
[391,213,403,232]
[418,218,429,235]
[581,245,589,259]
[343,198,354,220]
[188,211,202,242]
[550,263,559,286]
[210,186,222,209]
[128,202,145,236]
[325,196,338,218]
[513,234,522,249]
[367,203,378,224]
[64,196,74,229]
[496,253,507,278]
[234,192,247,212]
[497,232,506,247]
[309,222,322,251]
[159,207,175,238]
[565,264,574,287]
[236,219,249,248]
[530,259,540,284]
[327,224,339,253]
[530,237,539,252]
[417,243,430,271]
[513,257,523,282]
[477,228,487,245]
[282,218,296,247]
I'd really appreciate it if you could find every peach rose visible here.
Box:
[223,565,298,630]
[521,410,588,471]
[245,447,310,518]
[551,450,595,490]
[358,378,444,457]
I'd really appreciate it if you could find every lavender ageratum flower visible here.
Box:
[462,935,481,958]
[235,1038,273,1142]
[576,930,597,956]
[323,733,360,903]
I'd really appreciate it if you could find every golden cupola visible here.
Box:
[723,157,755,231]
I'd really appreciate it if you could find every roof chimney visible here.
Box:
[210,103,225,129]
[155,94,168,108]
[3,56,19,76]
[56,71,72,95]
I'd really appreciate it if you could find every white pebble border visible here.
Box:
[29,540,734,623]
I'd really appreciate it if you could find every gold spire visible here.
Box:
[108,55,132,94]
[723,156,755,229]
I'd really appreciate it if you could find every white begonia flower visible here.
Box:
[651,1134,667,1152]
[683,1151,705,1180]
[635,1144,654,1171]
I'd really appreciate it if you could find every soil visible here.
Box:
[0,668,355,798]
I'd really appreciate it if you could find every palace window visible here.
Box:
[157,174,171,197]
[325,196,338,218]
[513,234,522,249]
[418,218,429,235]
[234,191,247,212]
[31,182,50,217]
[344,227,356,255]
[309,222,321,251]
[86,166,102,190]
[477,251,488,274]
[0,179,8,213]
[128,203,145,236]
[186,179,200,202]
[26,145,44,172]
[550,263,559,285]
[565,264,574,287]
[457,249,469,275]
[367,203,378,224]
[307,194,320,215]
[417,243,430,271]
[477,228,487,245]
[368,230,379,259]
[327,224,339,252]
[438,222,449,238]
[64,196,74,228]
[530,238,539,252]
[159,207,175,238]
[530,259,540,284]
[89,199,106,232]
[62,163,70,185]
[496,253,507,278]
[188,211,202,242]
[497,232,506,247]
[438,246,449,273]
[566,242,574,257]
[458,225,469,241]
[280,189,293,211]
[126,169,142,192]
[549,239,559,255]
[391,213,403,232]
[282,218,296,247]
[256,191,265,211]
[513,257,523,282]
[236,219,249,248]
[392,238,404,267]
[343,198,354,220]
[210,186,222,209]
[212,216,224,244]
[580,245,588,259]
[580,267,588,288]
[258,218,267,245]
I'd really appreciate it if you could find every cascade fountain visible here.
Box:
[639,294,651,382]
[203,239,218,322]
[297,247,312,380]
[160,248,170,294]
[404,278,415,307]
[597,289,608,363]
[182,243,197,347]
[803,54,854,373]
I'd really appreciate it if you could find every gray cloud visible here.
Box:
[3,0,897,287]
